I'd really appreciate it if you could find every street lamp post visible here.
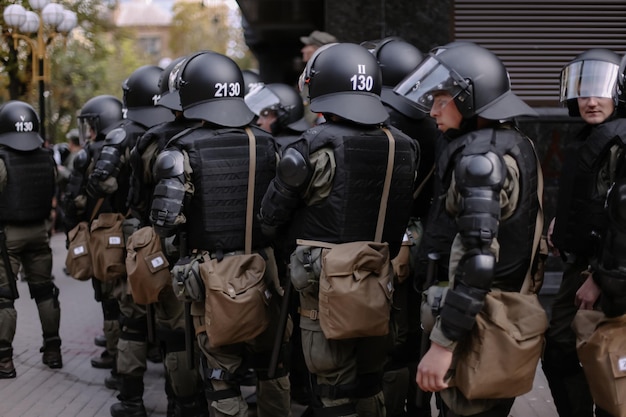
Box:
[3,0,77,141]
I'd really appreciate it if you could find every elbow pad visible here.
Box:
[87,145,122,198]
[149,149,186,237]
[455,151,506,248]
[259,148,310,228]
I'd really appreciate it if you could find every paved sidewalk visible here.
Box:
[0,232,559,417]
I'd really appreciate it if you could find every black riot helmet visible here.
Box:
[298,42,388,125]
[177,51,254,127]
[157,56,187,112]
[77,95,124,143]
[0,100,43,151]
[395,42,537,120]
[362,37,425,119]
[242,69,263,95]
[362,37,424,87]
[245,83,310,133]
[123,65,175,127]
[560,48,621,117]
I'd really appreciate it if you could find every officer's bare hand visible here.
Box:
[416,342,452,392]
[575,271,601,310]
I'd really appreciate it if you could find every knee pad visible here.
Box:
[156,327,186,353]
[28,282,59,305]
[102,298,120,320]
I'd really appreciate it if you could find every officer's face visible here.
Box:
[429,93,463,133]
[577,96,614,125]
[257,109,278,133]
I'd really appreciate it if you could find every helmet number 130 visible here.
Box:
[350,65,373,92]
[215,82,241,97]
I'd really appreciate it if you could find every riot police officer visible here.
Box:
[149,50,291,417]
[245,82,311,151]
[85,65,175,417]
[364,36,441,417]
[259,42,419,417]
[63,94,125,376]
[395,42,542,417]
[594,53,626,320]
[0,101,58,378]
[127,56,207,417]
[544,48,625,417]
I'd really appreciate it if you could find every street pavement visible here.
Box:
[0,232,559,416]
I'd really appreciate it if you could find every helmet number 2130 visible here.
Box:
[215,82,241,97]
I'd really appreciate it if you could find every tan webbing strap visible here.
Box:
[413,164,435,200]
[521,144,545,294]
[244,127,256,255]
[377,128,396,242]
[89,198,105,222]
[295,239,336,249]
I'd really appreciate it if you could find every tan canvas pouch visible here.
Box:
[450,290,548,399]
[90,212,126,282]
[200,252,271,348]
[318,241,394,340]
[65,221,93,281]
[125,226,170,304]
[573,310,626,417]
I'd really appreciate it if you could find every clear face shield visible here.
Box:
[77,116,97,144]
[559,60,619,102]
[244,83,281,116]
[393,55,470,113]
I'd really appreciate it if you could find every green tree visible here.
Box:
[1,0,150,143]
[169,0,256,70]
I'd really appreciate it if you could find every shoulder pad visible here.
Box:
[104,128,127,146]
[73,148,90,170]
[456,151,506,189]
[278,147,311,188]
[153,149,185,179]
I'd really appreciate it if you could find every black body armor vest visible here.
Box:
[0,147,55,223]
[552,118,626,257]
[175,126,277,252]
[290,123,418,259]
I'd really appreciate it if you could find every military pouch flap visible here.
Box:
[126,226,170,305]
[65,221,93,281]
[319,241,393,340]
[290,245,324,291]
[201,253,271,348]
[574,311,626,417]
[420,284,449,333]
[451,290,549,400]
[90,212,127,282]
[171,252,205,303]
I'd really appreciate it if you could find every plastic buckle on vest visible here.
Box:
[303,249,313,272]
[210,368,227,381]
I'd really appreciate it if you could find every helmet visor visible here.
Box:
[244,84,280,116]
[559,60,619,102]
[77,116,96,144]
[394,56,469,112]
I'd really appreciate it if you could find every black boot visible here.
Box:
[0,345,15,379]
[41,337,62,369]
[91,350,115,369]
[175,394,209,417]
[110,375,147,417]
